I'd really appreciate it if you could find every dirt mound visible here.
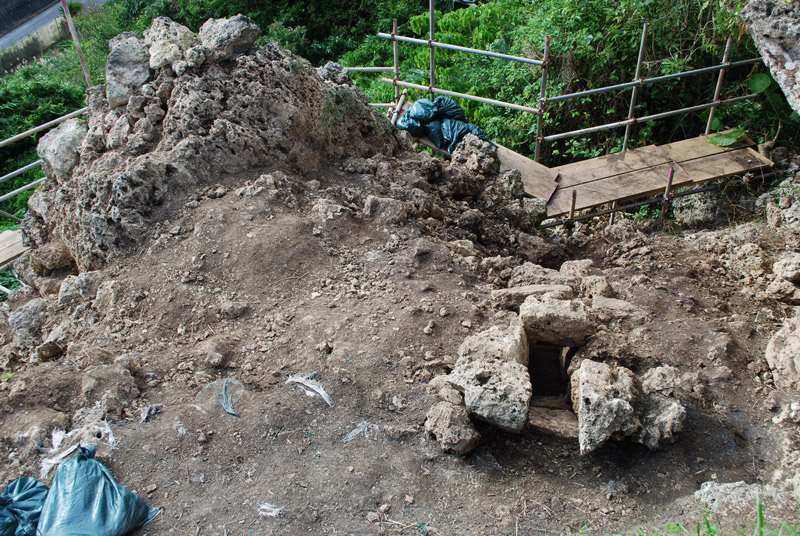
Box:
[1,15,799,534]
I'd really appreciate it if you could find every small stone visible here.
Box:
[197,430,208,443]
[423,321,435,335]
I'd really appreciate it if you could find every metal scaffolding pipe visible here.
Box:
[392,19,400,102]
[0,108,89,149]
[0,210,22,223]
[378,33,544,66]
[543,94,757,142]
[0,160,42,184]
[381,78,540,114]
[61,0,92,87]
[391,89,409,125]
[429,0,436,100]
[545,57,762,105]
[343,67,395,73]
[534,35,551,162]
[623,22,649,152]
[370,103,396,108]
[0,178,47,204]
[706,37,732,135]
[638,93,757,123]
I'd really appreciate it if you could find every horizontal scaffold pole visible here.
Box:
[380,78,540,114]
[0,108,89,149]
[377,33,544,67]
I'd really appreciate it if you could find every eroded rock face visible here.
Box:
[198,15,260,62]
[447,356,532,433]
[106,32,152,109]
[742,0,800,114]
[81,364,139,417]
[25,17,401,271]
[765,312,800,390]
[37,119,87,183]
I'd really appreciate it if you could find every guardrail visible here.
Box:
[374,3,763,162]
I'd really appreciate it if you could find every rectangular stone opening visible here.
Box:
[529,344,571,396]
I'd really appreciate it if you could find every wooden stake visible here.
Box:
[568,190,577,220]
[61,0,92,88]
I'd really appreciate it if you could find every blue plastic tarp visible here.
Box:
[37,446,160,536]
[0,477,48,536]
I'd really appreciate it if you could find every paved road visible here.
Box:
[0,0,109,52]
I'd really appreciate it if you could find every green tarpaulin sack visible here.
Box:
[441,118,491,155]
[0,477,48,536]
[433,97,467,122]
[37,446,160,536]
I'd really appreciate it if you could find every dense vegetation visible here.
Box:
[0,0,797,229]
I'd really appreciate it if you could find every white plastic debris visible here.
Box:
[285,373,333,407]
[342,422,381,443]
[258,502,285,518]
[39,405,118,479]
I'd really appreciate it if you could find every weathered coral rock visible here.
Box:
[447,356,532,433]
[106,32,151,109]
[198,14,260,62]
[765,312,800,389]
[570,359,640,455]
[143,17,196,70]
[8,298,47,346]
[519,295,594,346]
[458,317,529,366]
[742,0,800,114]
[81,364,139,417]
[491,284,574,309]
[37,119,87,182]
[527,407,579,439]
[362,195,407,224]
[425,401,480,455]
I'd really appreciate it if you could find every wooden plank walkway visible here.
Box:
[0,230,26,269]
[542,132,773,217]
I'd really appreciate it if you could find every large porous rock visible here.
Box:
[106,32,152,109]
[362,195,407,224]
[634,394,686,449]
[766,252,800,304]
[742,0,800,114]
[491,284,574,309]
[449,133,499,175]
[198,14,260,62]
[516,232,568,267]
[765,312,800,389]
[58,271,106,308]
[8,298,47,346]
[519,295,594,346]
[671,189,723,228]
[508,262,578,289]
[143,17,196,70]
[81,364,139,417]
[28,239,75,275]
[447,356,532,433]
[425,401,480,455]
[570,359,641,455]
[22,18,402,270]
[694,481,797,521]
[37,119,87,182]
[458,317,529,366]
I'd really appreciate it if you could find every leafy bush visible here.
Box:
[344,0,799,164]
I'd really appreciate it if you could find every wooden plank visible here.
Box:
[0,230,27,267]
[554,145,673,188]
[496,144,559,201]
[546,147,772,217]
[658,132,754,162]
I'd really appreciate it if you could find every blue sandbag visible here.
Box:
[396,113,426,137]
[423,119,446,149]
[405,99,437,123]
[0,477,48,536]
[441,118,491,155]
[434,97,467,122]
[37,446,160,536]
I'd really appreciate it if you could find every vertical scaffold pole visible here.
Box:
[61,0,92,88]
[429,0,436,100]
[622,22,649,152]
[534,35,551,162]
[705,36,732,135]
[392,19,400,103]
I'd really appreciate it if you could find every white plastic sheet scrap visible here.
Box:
[285,372,333,407]
[258,502,285,518]
[342,421,381,443]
